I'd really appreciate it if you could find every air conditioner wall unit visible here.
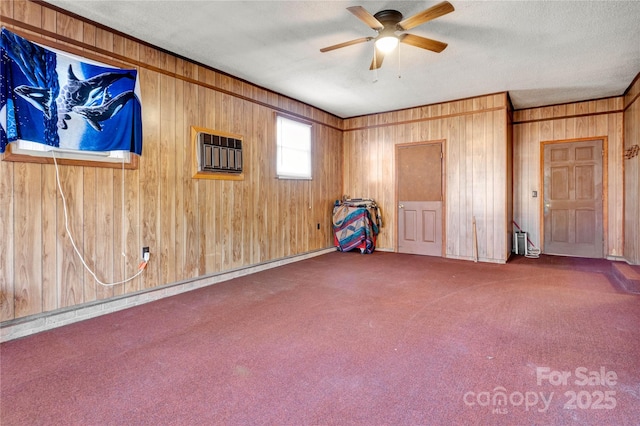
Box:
[8,140,130,163]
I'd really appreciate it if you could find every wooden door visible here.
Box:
[543,140,604,258]
[396,142,443,256]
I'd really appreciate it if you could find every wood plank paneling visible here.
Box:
[241,95,254,265]
[0,0,343,320]
[624,76,640,264]
[343,94,510,263]
[513,98,625,258]
[95,166,114,300]
[159,72,177,285]
[56,164,83,308]
[173,59,186,280]
[41,159,58,311]
[182,74,199,281]
[0,0,14,17]
[123,156,141,294]
[506,97,514,256]
[254,105,270,263]
[13,161,43,318]
[13,0,40,26]
[82,167,97,302]
[0,158,14,320]
[140,66,160,289]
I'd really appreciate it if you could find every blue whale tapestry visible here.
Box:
[0,28,142,155]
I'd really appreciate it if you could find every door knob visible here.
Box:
[399,204,404,209]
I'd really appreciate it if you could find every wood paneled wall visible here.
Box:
[343,93,512,263]
[624,75,640,264]
[0,1,343,321]
[512,98,625,258]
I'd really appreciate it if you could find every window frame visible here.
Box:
[275,114,313,180]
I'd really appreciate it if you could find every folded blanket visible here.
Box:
[332,203,379,254]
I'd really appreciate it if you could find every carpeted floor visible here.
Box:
[1,252,639,425]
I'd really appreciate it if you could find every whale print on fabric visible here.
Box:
[57,65,135,130]
[73,90,137,131]
[13,84,54,119]
[0,28,142,155]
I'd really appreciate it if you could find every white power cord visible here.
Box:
[52,151,147,287]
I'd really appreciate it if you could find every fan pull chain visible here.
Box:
[373,45,378,83]
[397,43,402,79]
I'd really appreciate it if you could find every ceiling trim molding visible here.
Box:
[344,106,506,132]
[513,109,624,126]
[345,92,509,121]
[3,11,343,129]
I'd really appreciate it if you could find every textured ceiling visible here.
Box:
[44,0,640,118]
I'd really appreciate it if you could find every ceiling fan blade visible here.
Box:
[347,6,384,31]
[320,36,373,52]
[397,1,454,31]
[369,49,385,70]
[399,33,448,53]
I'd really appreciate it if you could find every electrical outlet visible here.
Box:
[142,246,150,261]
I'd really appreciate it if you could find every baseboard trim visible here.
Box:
[1,247,336,342]
[445,254,508,264]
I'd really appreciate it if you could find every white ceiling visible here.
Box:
[44,0,640,118]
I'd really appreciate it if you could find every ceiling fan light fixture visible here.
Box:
[321,3,455,70]
[375,35,398,53]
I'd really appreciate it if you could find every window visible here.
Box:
[276,115,312,179]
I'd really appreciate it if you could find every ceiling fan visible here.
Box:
[320,1,454,70]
